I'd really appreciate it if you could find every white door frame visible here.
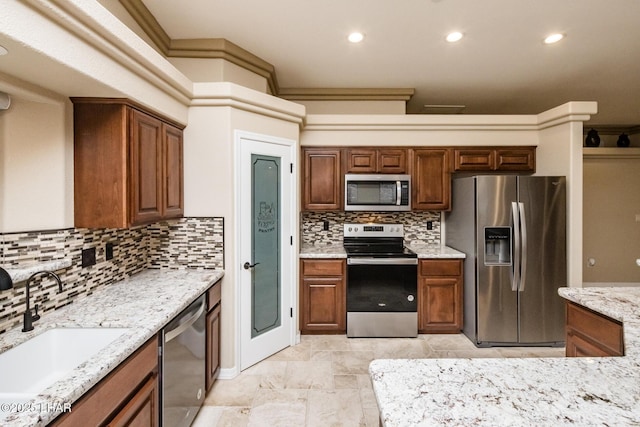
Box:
[233,130,298,372]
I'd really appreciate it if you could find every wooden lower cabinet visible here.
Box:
[565,301,623,357]
[206,281,222,392]
[418,260,463,333]
[300,259,346,333]
[51,337,159,427]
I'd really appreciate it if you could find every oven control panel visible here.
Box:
[344,223,404,238]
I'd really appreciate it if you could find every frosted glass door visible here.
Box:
[251,154,281,338]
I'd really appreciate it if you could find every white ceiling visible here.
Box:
[141,0,640,126]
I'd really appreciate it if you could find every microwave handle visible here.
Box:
[396,181,401,205]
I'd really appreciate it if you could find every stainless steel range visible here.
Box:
[343,223,418,338]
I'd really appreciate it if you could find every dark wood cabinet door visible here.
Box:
[495,148,535,171]
[453,149,495,171]
[130,109,163,225]
[163,124,184,219]
[345,148,377,173]
[566,330,612,357]
[300,259,346,333]
[418,277,462,333]
[411,149,451,210]
[565,302,623,357]
[301,277,345,332]
[418,260,463,333]
[378,149,407,173]
[107,374,159,427]
[302,148,342,210]
[206,305,221,392]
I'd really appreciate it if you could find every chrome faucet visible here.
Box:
[22,271,63,332]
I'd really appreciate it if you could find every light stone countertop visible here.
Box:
[2,259,73,284]
[299,243,465,259]
[370,286,640,426]
[0,268,224,427]
[405,243,465,259]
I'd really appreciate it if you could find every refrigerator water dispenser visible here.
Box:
[484,227,511,265]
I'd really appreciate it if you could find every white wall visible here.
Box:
[183,82,303,373]
[0,95,73,232]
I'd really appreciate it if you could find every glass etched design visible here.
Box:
[251,154,281,338]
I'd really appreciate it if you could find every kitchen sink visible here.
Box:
[0,328,130,407]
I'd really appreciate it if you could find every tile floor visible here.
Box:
[192,334,565,427]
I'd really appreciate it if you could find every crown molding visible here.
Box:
[119,0,279,94]
[278,88,415,101]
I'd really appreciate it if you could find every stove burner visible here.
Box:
[343,223,416,258]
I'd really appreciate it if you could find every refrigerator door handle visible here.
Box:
[518,202,527,292]
[511,202,520,292]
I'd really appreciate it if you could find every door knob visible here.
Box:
[243,262,260,270]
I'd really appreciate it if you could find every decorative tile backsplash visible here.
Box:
[301,211,441,245]
[0,217,224,335]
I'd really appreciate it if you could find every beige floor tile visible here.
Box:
[204,374,261,406]
[197,334,567,426]
[332,350,375,375]
[497,346,566,358]
[334,374,359,389]
[267,340,312,361]
[192,406,223,426]
[208,407,251,427]
[307,389,365,427]
[248,389,307,427]
[284,360,334,389]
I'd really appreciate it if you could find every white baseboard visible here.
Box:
[217,366,240,380]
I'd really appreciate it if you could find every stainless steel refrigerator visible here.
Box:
[445,176,566,347]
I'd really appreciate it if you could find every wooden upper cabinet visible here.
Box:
[495,148,535,171]
[73,98,184,228]
[163,124,184,219]
[411,149,451,211]
[130,109,163,225]
[345,148,407,174]
[452,146,536,172]
[453,148,494,171]
[302,148,342,210]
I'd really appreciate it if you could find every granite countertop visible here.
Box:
[0,269,224,427]
[370,286,640,426]
[299,243,465,259]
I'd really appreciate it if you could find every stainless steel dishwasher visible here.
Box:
[161,294,207,427]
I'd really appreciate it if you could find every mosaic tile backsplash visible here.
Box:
[301,211,441,246]
[0,217,223,334]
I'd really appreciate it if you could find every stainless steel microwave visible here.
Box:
[344,174,411,211]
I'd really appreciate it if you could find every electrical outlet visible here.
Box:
[323,220,329,231]
[81,247,96,268]
[426,221,433,230]
[105,243,114,260]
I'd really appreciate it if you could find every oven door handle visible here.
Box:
[347,258,418,266]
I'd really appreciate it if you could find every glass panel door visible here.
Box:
[251,154,281,338]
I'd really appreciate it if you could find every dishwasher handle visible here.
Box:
[165,299,206,343]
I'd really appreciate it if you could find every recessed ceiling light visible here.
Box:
[348,32,364,43]
[0,45,8,56]
[446,32,463,43]
[544,33,564,44]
